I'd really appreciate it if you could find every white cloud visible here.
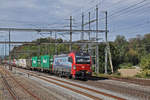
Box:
[0,0,149,39]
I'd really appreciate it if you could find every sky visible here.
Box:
[0,0,150,56]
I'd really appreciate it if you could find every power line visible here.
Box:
[63,0,98,18]
[99,0,147,21]
[100,0,130,11]
[109,1,150,21]
[111,20,150,33]
[109,0,147,17]
[0,19,67,28]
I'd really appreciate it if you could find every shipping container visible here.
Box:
[41,55,50,69]
[32,56,38,68]
[18,59,27,68]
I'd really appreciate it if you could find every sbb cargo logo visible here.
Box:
[43,59,47,63]
[33,60,36,64]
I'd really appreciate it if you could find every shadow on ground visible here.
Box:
[87,76,109,81]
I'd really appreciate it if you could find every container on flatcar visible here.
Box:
[18,59,27,68]
[41,55,53,71]
[32,56,41,70]
[41,55,50,70]
[32,56,38,69]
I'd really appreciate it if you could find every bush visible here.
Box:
[136,70,150,78]
[113,71,121,76]
[119,63,133,69]
[135,54,150,78]
[140,54,150,70]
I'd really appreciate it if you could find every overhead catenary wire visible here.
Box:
[0,0,149,48]
[109,25,150,41]
[99,0,150,42]
[110,20,150,33]
[108,2,150,22]
[108,0,147,18]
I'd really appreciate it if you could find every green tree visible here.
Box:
[140,54,150,70]
[143,34,150,53]
[139,54,150,78]
[114,35,128,63]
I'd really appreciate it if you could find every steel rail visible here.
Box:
[1,67,41,100]
[17,67,126,100]
[0,70,17,100]
[28,72,102,100]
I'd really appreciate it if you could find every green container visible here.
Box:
[41,55,50,69]
[32,56,38,67]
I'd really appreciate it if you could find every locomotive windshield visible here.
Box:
[75,56,90,64]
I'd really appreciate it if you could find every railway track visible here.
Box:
[0,67,41,100]
[109,77,150,86]
[15,67,126,100]
[4,65,150,100]
[0,71,17,100]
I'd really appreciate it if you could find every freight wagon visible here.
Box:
[10,59,32,69]
[31,56,40,70]
[18,59,27,68]
[31,55,53,71]
[40,55,53,72]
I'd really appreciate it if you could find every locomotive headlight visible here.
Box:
[81,66,85,69]
[73,65,76,70]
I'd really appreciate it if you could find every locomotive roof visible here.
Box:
[54,52,89,57]
[75,52,89,56]
[54,54,68,57]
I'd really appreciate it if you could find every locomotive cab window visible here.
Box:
[75,56,90,64]
[68,57,73,63]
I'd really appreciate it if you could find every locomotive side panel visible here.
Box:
[53,56,72,76]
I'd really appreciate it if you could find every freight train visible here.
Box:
[5,52,92,79]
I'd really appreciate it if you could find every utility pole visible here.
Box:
[96,5,99,74]
[108,44,114,73]
[2,44,4,59]
[81,13,84,41]
[105,11,114,73]
[105,11,108,74]
[48,32,52,55]
[5,39,6,59]
[55,32,57,54]
[88,12,91,54]
[105,48,108,74]
[88,12,91,41]
[69,16,73,52]
[8,29,12,70]
[38,32,41,56]
[48,32,50,55]
[96,5,98,40]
